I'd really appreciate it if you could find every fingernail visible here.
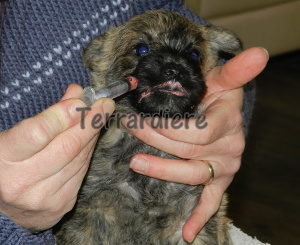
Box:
[186,237,194,243]
[183,227,196,243]
[64,85,71,95]
[93,98,115,115]
[120,116,128,128]
[130,156,149,174]
[102,99,115,115]
[261,47,269,58]
[185,234,195,244]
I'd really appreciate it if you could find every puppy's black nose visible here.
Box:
[165,68,179,77]
[164,67,180,80]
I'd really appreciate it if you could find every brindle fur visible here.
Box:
[54,10,241,245]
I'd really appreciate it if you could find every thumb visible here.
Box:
[0,98,86,162]
[60,84,83,101]
[206,47,269,94]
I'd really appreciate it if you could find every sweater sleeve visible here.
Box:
[0,214,55,245]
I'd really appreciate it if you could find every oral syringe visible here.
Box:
[81,76,138,106]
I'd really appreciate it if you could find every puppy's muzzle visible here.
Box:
[163,63,183,80]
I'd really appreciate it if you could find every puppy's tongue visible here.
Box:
[139,80,187,103]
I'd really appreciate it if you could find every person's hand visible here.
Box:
[122,47,269,242]
[0,84,115,231]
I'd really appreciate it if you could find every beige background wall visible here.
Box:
[185,0,300,56]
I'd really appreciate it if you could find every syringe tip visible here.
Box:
[81,87,95,106]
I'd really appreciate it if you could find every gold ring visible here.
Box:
[202,160,215,185]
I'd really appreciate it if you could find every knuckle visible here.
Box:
[199,127,214,145]
[0,179,27,204]
[28,197,45,211]
[59,99,85,126]
[210,203,220,216]
[23,117,52,147]
[25,189,48,211]
[229,133,245,157]
[180,143,199,159]
[230,160,241,174]
[76,145,92,163]
[187,167,203,185]
[52,196,77,215]
[29,190,57,212]
[235,113,243,127]
[45,200,64,215]
[231,112,243,134]
[49,202,64,215]
[0,187,18,204]
[65,199,77,213]
[61,132,82,158]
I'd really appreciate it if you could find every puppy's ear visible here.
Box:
[203,25,242,59]
[83,34,107,70]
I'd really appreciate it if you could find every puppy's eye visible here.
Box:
[189,50,200,61]
[134,44,149,56]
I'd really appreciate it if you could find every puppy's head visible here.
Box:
[84,10,241,116]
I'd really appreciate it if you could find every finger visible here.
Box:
[123,116,190,157]
[47,158,91,213]
[130,154,219,185]
[123,116,219,159]
[206,47,268,94]
[182,177,233,242]
[147,88,243,145]
[60,84,83,101]
[124,114,245,160]
[25,153,91,216]
[29,98,115,178]
[50,134,98,194]
[0,98,87,162]
[40,132,98,195]
[55,156,91,205]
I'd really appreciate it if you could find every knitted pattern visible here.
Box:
[0,0,208,131]
[0,214,55,245]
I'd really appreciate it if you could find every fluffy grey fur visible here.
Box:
[54,10,241,245]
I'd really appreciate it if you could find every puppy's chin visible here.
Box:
[130,93,197,117]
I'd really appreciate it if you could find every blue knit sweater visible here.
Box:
[0,0,207,131]
[0,0,255,244]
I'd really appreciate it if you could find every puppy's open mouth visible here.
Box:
[138,80,188,103]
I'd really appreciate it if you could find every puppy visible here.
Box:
[54,10,241,245]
